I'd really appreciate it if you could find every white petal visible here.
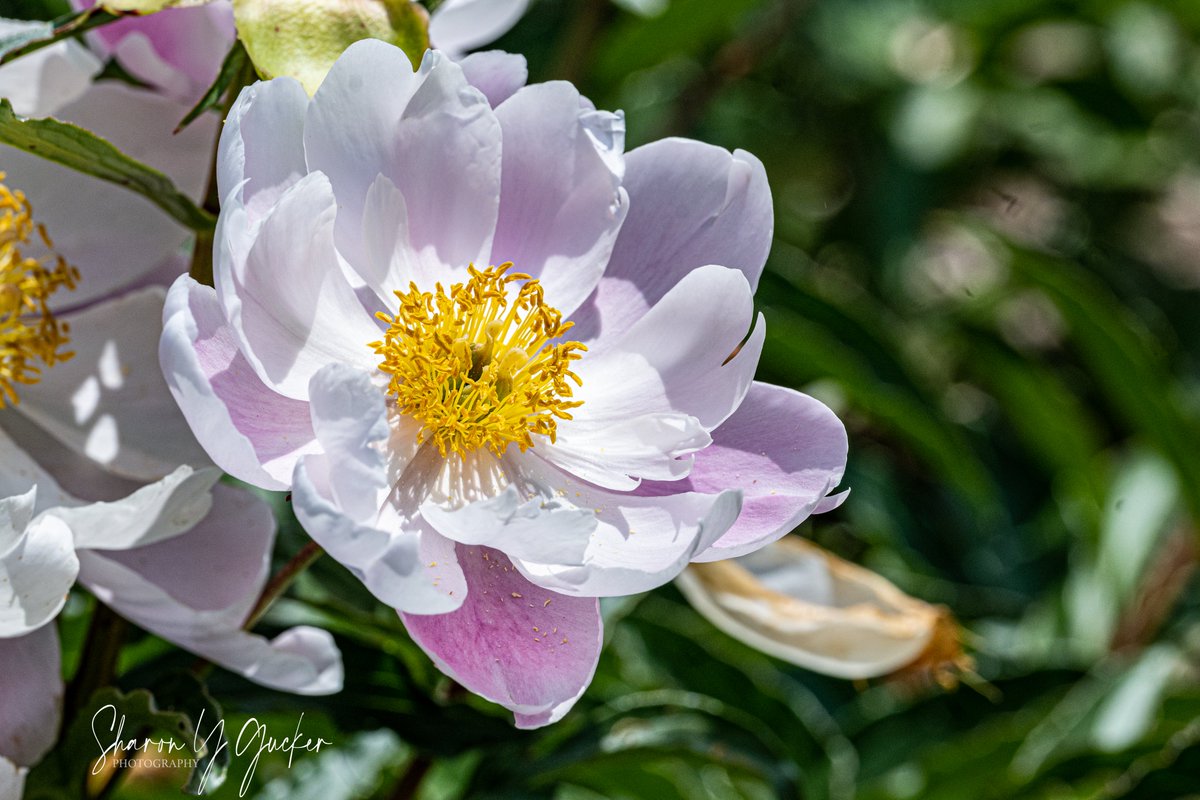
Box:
[508,453,742,597]
[0,39,100,117]
[488,81,627,317]
[0,423,71,511]
[0,512,77,638]
[215,172,381,398]
[50,465,219,551]
[2,81,216,311]
[292,454,465,615]
[572,265,763,432]
[458,50,528,107]
[430,0,530,55]
[15,287,212,482]
[218,76,310,222]
[160,275,318,491]
[0,625,62,766]
[420,483,597,566]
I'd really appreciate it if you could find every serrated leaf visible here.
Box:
[0,98,215,231]
[24,687,196,800]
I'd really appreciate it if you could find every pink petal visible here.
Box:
[0,625,62,766]
[16,288,212,482]
[73,0,236,102]
[161,275,318,491]
[661,382,849,562]
[78,484,343,695]
[488,81,627,316]
[401,545,601,729]
[570,138,772,348]
[458,51,528,107]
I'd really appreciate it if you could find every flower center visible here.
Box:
[372,263,586,459]
[0,174,79,408]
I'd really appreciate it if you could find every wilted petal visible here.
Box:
[78,484,343,695]
[15,287,212,482]
[0,625,62,766]
[161,275,318,491]
[677,538,944,679]
[401,545,600,729]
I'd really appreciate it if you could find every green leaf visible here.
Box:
[0,98,215,231]
[150,672,230,795]
[175,40,250,133]
[0,9,120,67]
[24,687,197,800]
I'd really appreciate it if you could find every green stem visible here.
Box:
[243,540,326,631]
[64,603,128,726]
[389,754,434,800]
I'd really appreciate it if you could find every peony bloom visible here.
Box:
[161,40,848,727]
[0,40,342,778]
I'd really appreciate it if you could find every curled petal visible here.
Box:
[677,538,949,680]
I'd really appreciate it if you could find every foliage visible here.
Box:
[9,0,1200,797]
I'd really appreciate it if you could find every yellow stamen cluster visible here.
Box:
[372,263,586,459]
[0,175,78,407]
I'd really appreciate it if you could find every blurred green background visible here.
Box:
[25,0,1200,797]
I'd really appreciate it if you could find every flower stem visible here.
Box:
[243,540,326,631]
[388,754,433,800]
[64,602,128,725]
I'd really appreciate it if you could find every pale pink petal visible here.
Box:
[293,455,466,615]
[218,75,310,223]
[508,453,742,597]
[458,51,528,107]
[161,275,318,492]
[1,81,216,311]
[73,0,236,102]
[654,382,849,562]
[401,545,601,729]
[215,172,380,398]
[15,287,212,482]
[430,0,530,55]
[570,139,772,349]
[487,81,627,316]
[0,507,77,638]
[78,484,343,695]
[0,39,100,117]
[306,44,501,282]
[0,626,62,766]
[51,465,218,551]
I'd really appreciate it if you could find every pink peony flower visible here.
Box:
[0,41,343,775]
[160,41,848,727]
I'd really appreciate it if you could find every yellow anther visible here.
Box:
[373,263,585,458]
[0,174,78,407]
